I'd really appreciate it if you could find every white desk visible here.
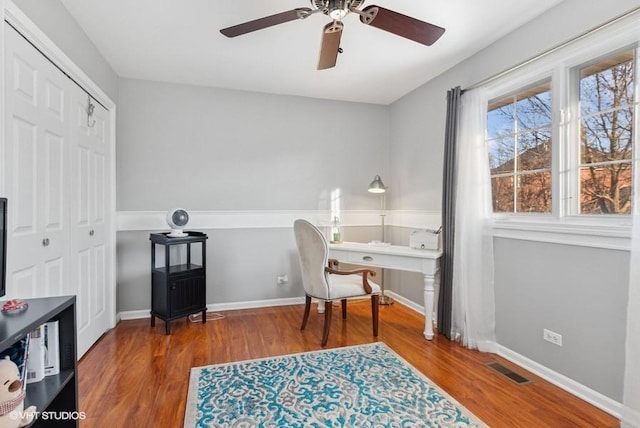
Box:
[329,241,442,340]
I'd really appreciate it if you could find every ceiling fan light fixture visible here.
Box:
[311,0,365,12]
[326,0,351,20]
[329,8,348,20]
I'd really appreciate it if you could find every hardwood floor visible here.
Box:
[78,300,617,427]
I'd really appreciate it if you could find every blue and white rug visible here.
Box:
[184,342,486,427]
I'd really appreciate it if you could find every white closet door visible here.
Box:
[3,24,113,358]
[3,25,70,298]
[69,85,111,357]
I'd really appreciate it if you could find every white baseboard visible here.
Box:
[496,344,622,418]
[117,296,305,320]
[118,309,151,321]
[206,297,305,312]
[384,290,425,316]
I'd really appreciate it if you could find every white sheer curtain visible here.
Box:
[451,87,497,352]
[623,213,640,427]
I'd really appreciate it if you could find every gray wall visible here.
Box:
[116,78,390,311]
[494,238,629,401]
[117,225,382,312]
[118,229,302,311]
[387,0,638,403]
[11,0,118,101]
[117,78,389,211]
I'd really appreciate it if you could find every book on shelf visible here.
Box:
[26,325,46,384]
[44,320,60,376]
[0,333,30,390]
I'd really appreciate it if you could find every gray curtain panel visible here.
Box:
[438,86,461,339]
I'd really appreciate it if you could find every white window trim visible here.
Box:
[485,11,640,251]
[493,215,631,250]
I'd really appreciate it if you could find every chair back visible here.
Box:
[293,219,330,300]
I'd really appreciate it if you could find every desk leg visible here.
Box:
[423,273,435,340]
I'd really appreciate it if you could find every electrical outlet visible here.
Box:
[543,328,563,346]
[277,274,288,285]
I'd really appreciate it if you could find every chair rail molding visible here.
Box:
[116,210,442,231]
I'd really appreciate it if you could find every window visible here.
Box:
[487,81,552,213]
[578,51,634,215]
[482,15,640,247]
[486,49,637,218]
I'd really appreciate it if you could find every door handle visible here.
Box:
[363,256,373,261]
[89,229,95,236]
[42,238,50,247]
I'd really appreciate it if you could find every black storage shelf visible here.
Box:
[25,369,74,411]
[0,296,77,427]
[153,263,203,275]
[150,231,207,245]
[150,231,208,334]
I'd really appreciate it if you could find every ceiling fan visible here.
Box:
[220,0,445,70]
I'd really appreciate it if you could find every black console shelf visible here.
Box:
[0,296,77,427]
[150,231,208,334]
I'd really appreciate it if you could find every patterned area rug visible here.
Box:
[184,342,486,427]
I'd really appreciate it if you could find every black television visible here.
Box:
[0,198,6,298]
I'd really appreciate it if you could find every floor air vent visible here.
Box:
[487,362,532,385]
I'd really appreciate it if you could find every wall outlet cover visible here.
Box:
[543,328,563,346]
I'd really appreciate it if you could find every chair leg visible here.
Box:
[321,301,332,346]
[301,295,311,330]
[341,299,347,319]
[371,294,379,337]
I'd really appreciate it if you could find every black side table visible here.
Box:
[150,231,208,334]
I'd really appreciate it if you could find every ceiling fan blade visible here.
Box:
[359,6,445,46]
[317,21,344,70]
[221,8,313,38]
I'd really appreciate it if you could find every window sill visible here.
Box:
[492,216,631,251]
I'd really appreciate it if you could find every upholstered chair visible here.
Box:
[293,219,380,346]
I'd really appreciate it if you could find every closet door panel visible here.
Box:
[70,85,111,357]
[4,26,70,298]
[12,266,37,297]
[10,117,37,235]
[43,257,64,296]
[93,244,106,319]
[44,77,65,119]
[43,131,65,231]
[11,54,37,105]
[8,106,40,295]
[88,103,110,348]
[75,146,91,226]
[75,248,90,332]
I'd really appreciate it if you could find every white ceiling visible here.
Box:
[59,0,563,105]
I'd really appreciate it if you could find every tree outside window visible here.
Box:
[487,82,552,213]
[579,50,635,215]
